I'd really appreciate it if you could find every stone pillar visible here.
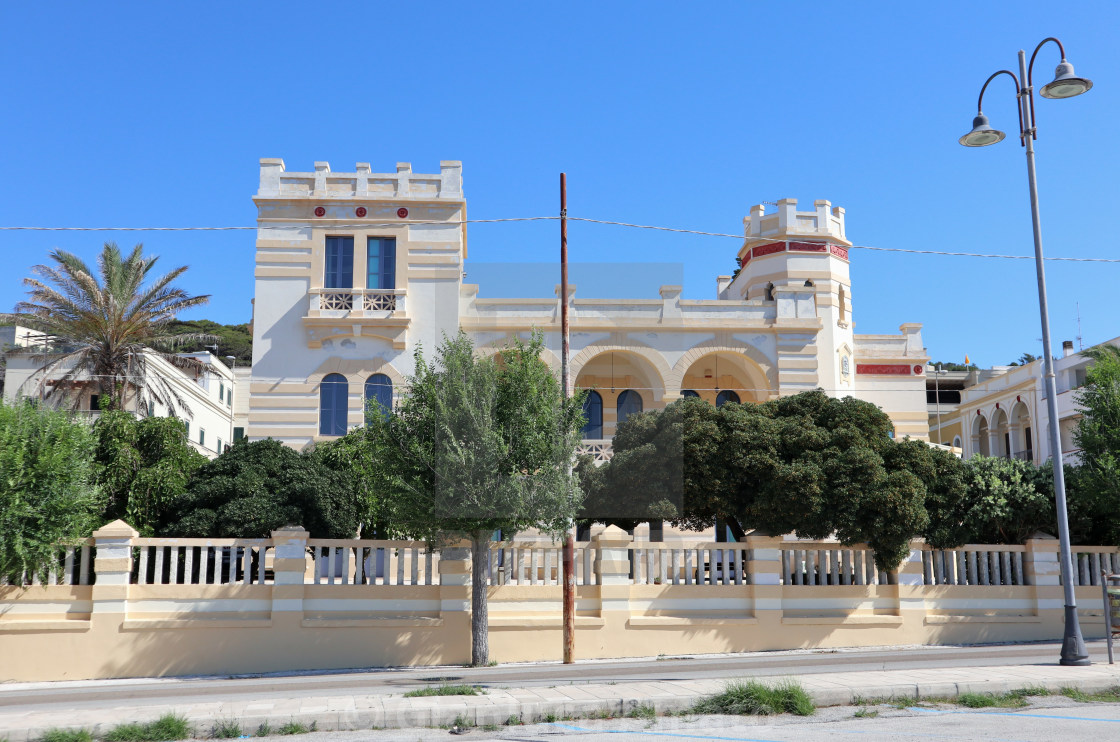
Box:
[270,526,309,621]
[744,530,783,645]
[438,542,472,665]
[592,526,633,658]
[90,519,138,629]
[1025,532,1062,625]
[897,540,927,634]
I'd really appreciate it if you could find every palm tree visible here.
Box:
[1,242,213,415]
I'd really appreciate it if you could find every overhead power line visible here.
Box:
[1,215,1117,263]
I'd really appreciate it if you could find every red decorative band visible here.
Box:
[856,364,912,375]
[740,254,750,267]
[752,242,785,259]
[830,244,849,260]
[789,241,828,252]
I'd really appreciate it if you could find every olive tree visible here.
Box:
[366,332,585,666]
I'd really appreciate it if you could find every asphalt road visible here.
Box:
[1,641,1112,713]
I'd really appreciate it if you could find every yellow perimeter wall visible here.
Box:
[0,522,1113,682]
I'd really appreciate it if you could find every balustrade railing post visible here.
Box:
[1025,532,1061,624]
[897,540,928,633]
[437,542,472,665]
[744,531,782,640]
[270,526,308,627]
[91,519,139,631]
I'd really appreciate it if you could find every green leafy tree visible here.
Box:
[165,319,253,363]
[928,456,1054,544]
[366,332,584,666]
[0,400,104,582]
[1,243,212,413]
[162,439,361,538]
[589,391,934,572]
[92,410,207,535]
[1072,344,1120,544]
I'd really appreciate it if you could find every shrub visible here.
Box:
[102,714,191,742]
[693,679,814,716]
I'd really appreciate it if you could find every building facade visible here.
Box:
[248,159,931,451]
[2,328,236,459]
[933,338,1118,466]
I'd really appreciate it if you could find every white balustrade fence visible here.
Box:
[133,539,272,585]
[309,540,438,585]
[0,541,94,586]
[920,546,1027,586]
[489,543,597,585]
[781,544,885,585]
[631,543,747,586]
[1074,549,1120,586]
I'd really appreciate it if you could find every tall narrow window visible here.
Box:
[616,390,643,428]
[367,237,397,290]
[364,373,393,422]
[233,427,245,441]
[581,390,603,439]
[716,390,740,407]
[319,373,348,436]
[325,237,354,289]
[765,283,775,301]
[838,284,847,322]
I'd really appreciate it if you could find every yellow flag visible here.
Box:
[965,355,971,365]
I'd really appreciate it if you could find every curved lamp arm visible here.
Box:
[977,69,1025,145]
[1026,36,1067,141]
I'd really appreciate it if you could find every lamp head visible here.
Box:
[1039,59,1093,99]
[959,113,1006,147]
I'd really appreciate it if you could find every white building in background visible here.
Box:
[1,327,236,459]
[939,338,1120,466]
[246,159,930,453]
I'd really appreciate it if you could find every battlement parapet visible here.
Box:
[256,159,463,201]
[742,198,847,246]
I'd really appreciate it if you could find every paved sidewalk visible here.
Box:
[3,655,1120,741]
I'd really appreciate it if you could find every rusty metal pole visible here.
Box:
[561,173,575,664]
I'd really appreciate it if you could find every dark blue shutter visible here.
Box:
[320,373,348,435]
[325,237,353,289]
[365,374,393,422]
[581,390,603,439]
[616,390,643,427]
[716,390,740,407]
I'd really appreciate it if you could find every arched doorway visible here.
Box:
[573,350,664,440]
[678,351,768,405]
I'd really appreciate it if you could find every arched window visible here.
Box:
[765,282,775,301]
[364,373,393,422]
[319,373,348,436]
[953,435,962,449]
[804,279,814,287]
[616,390,643,428]
[716,390,740,407]
[581,390,603,439]
[681,390,700,399]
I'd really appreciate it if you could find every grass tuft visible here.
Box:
[37,730,93,742]
[853,708,879,718]
[210,720,242,739]
[276,721,311,735]
[693,679,814,717]
[1061,686,1120,703]
[102,715,191,742]
[504,714,521,726]
[253,723,272,738]
[627,703,656,720]
[403,683,482,698]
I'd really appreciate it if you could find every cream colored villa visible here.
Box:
[247,159,930,452]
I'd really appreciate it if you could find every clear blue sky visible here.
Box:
[2,2,1117,368]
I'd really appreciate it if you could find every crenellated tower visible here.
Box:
[724,198,855,396]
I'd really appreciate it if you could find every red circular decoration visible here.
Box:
[1016,395,1021,402]
[397,207,409,219]
[913,365,923,374]
[314,206,326,217]
[355,206,367,217]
